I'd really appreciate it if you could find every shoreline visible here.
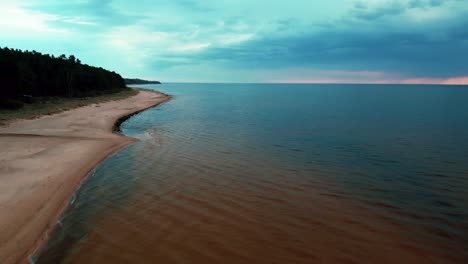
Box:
[0,88,139,127]
[112,91,171,134]
[0,89,171,264]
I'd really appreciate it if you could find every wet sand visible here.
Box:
[0,90,171,264]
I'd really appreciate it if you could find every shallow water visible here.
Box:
[35,84,468,263]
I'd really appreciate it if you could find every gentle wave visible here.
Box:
[35,84,468,263]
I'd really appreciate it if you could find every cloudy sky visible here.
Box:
[1,0,467,83]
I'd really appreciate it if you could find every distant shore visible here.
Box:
[124,78,162,85]
[0,89,171,263]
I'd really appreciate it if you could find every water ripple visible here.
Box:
[35,84,468,263]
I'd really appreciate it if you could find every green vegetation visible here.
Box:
[0,47,127,109]
[0,88,138,126]
[125,78,161,85]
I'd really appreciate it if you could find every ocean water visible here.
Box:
[34,83,468,263]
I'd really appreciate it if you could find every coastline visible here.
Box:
[0,89,171,264]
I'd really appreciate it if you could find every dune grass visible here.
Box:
[0,88,138,126]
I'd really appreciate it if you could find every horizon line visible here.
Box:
[138,81,468,86]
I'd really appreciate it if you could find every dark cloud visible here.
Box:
[152,20,468,78]
[144,0,468,78]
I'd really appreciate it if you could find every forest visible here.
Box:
[0,47,126,109]
[124,78,161,85]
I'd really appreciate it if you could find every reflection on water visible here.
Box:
[35,84,468,263]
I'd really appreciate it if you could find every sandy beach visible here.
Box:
[0,90,171,264]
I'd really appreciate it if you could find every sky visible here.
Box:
[1,0,468,84]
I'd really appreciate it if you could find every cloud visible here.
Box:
[351,0,449,21]
[59,17,96,26]
[163,27,467,77]
[352,1,407,20]
[0,0,68,36]
[22,0,143,30]
[151,0,468,80]
[2,0,467,82]
[174,0,214,12]
[401,76,468,85]
[172,43,212,52]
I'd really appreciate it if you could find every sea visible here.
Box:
[33,83,468,263]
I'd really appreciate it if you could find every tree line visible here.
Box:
[0,47,127,109]
[124,78,161,85]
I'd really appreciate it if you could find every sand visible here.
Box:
[0,90,171,264]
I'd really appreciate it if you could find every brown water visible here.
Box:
[35,84,468,263]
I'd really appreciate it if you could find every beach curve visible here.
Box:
[0,89,171,264]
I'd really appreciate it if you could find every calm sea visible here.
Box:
[34,83,468,263]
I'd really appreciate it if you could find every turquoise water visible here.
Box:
[35,84,468,263]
